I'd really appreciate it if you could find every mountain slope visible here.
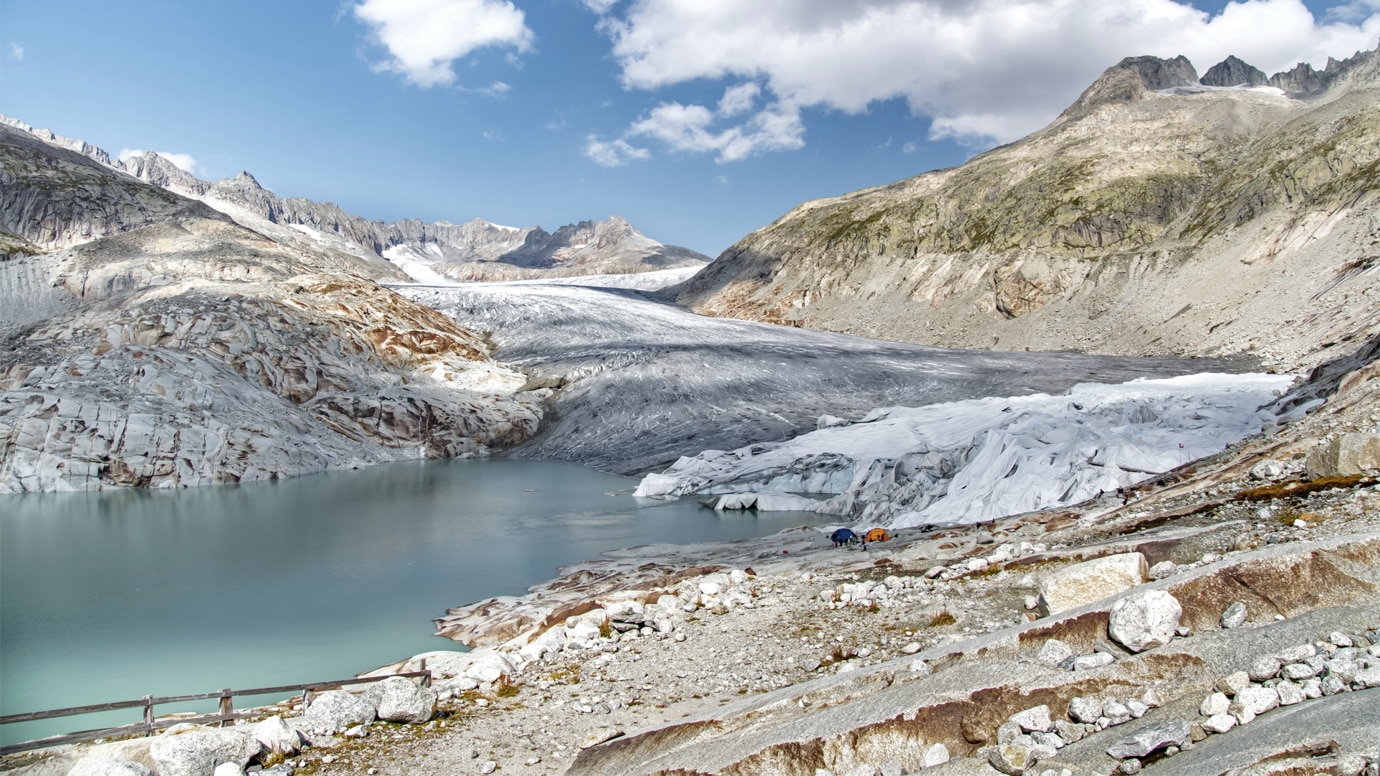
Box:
[676,48,1380,373]
[0,122,542,493]
[1,116,709,284]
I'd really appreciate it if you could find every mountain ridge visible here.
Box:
[676,47,1380,374]
[0,115,709,283]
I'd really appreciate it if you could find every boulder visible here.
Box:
[1108,590,1181,652]
[1200,692,1230,717]
[988,739,1055,775]
[1010,705,1054,733]
[148,725,261,776]
[920,743,950,768]
[251,716,302,755]
[1305,433,1380,478]
[1105,720,1190,759]
[1230,685,1280,721]
[1069,696,1104,724]
[1035,639,1073,667]
[465,651,515,683]
[1038,553,1147,615]
[365,676,438,723]
[1220,601,1247,629]
[303,689,376,733]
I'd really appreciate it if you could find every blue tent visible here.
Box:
[830,528,856,544]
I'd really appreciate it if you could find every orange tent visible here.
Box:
[864,527,891,542]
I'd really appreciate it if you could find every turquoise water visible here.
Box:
[0,459,831,745]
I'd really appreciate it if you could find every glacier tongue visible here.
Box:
[635,373,1293,528]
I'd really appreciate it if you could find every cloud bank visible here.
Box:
[589,0,1380,158]
[354,0,533,88]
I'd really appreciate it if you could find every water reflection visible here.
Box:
[0,458,831,744]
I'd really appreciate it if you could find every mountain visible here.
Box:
[0,120,542,493]
[0,116,708,284]
[676,47,1380,374]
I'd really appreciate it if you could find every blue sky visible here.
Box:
[2,0,1376,257]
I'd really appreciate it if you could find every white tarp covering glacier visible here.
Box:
[635,373,1293,528]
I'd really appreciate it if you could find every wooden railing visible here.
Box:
[0,669,431,756]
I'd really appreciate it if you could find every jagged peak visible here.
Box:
[1200,55,1268,87]
[1059,55,1198,119]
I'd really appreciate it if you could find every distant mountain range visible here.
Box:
[676,47,1380,374]
[0,115,709,283]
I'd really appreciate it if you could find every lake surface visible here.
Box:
[0,459,832,745]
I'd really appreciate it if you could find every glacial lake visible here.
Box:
[0,459,833,746]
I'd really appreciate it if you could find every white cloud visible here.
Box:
[628,97,805,162]
[902,140,919,154]
[595,0,1380,151]
[584,136,651,166]
[9,43,23,61]
[354,0,534,88]
[716,83,760,117]
[582,0,621,13]
[118,149,200,175]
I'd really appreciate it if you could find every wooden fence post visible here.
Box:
[218,689,233,727]
[142,696,154,736]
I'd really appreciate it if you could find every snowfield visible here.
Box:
[401,283,1257,495]
[635,372,1292,527]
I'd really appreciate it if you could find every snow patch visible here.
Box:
[382,245,456,286]
[289,224,324,241]
[1157,84,1286,97]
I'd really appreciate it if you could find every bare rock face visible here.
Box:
[1200,55,1268,87]
[676,47,1380,373]
[1,136,543,493]
[1305,433,1380,478]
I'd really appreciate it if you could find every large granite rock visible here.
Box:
[364,676,437,724]
[1305,433,1380,478]
[302,690,376,734]
[1108,589,1182,652]
[1038,552,1147,615]
[147,725,261,776]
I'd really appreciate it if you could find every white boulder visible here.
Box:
[303,690,376,733]
[365,676,438,723]
[251,716,302,756]
[148,725,261,776]
[1108,589,1182,652]
[1038,553,1147,615]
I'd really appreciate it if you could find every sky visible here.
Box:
[1,1,1377,257]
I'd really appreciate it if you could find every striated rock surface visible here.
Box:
[1,126,543,493]
[676,48,1380,374]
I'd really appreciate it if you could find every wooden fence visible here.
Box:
[0,669,431,756]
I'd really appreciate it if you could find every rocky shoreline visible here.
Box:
[11,447,1377,775]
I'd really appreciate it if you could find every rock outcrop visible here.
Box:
[1200,55,1268,87]
[1,123,543,493]
[676,47,1380,374]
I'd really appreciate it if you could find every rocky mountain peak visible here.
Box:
[1200,54,1268,87]
[1061,55,1199,117]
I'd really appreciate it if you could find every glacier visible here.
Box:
[400,282,1258,486]
[634,372,1292,528]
